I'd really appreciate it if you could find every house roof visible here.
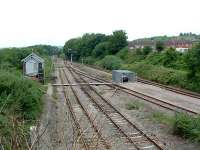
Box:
[129,40,156,47]
[21,52,44,63]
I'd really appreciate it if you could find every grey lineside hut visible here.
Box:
[21,52,44,82]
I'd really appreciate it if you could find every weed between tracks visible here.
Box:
[150,112,174,126]
[125,101,144,110]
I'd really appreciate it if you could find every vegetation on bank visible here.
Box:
[0,45,59,149]
[150,112,200,143]
[173,113,200,142]
[63,31,200,142]
[63,30,200,92]
[125,101,143,110]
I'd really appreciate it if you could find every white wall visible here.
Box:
[176,48,188,53]
[25,59,38,76]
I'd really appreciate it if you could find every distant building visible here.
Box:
[128,40,156,50]
[175,47,189,53]
[21,52,44,82]
[164,39,192,52]
[129,39,193,53]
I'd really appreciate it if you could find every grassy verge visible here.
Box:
[82,58,200,93]
[44,56,54,84]
[121,62,200,93]
[150,111,200,142]
[173,113,200,142]
[0,51,54,149]
[150,112,175,126]
[0,70,43,148]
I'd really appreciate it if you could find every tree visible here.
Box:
[162,48,178,67]
[101,55,122,70]
[108,30,128,54]
[92,42,109,58]
[143,46,152,55]
[156,41,165,52]
[63,38,82,60]
[185,43,200,79]
[63,33,106,60]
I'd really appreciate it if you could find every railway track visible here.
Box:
[69,64,199,115]
[58,69,89,150]
[67,66,167,150]
[74,63,200,100]
[137,78,200,99]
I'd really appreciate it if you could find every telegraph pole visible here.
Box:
[70,53,73,63]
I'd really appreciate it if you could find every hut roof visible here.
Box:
[21,52,44,63]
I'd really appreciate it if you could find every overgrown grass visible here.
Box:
[121,62,200,92]
[100,55,122,70]
[0,70,43,148]
[44,56,54,84]
[0,46,55,148]
[173,113,200,142]
[150,111,200,142]
[125,101,143,110]
[0,70,43,120]
[150,112,174,126]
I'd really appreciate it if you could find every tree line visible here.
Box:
[63,30,128,60]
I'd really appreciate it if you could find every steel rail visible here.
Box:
[70,66,199,115]
[137,78,200,99]
[62,69,111,149]
[58,69,89,150]
[68,67,166,150]
[73,62,200,100]
[67,68,141,150]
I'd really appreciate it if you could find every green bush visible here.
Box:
[100,55,122,70]
[116,47,129,60]
[173,113,200,142]
[44,56,54,83]
[145,49,187,70]
[92,42,109,58]
[121,62,188,86]
[0,71,43,120]
[121,62,200,92]
[150,112,174,126]
[84,56,96,65]
[119,49,146,64]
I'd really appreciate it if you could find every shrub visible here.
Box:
[84,56,96,65]
[150,112,174,126]
[121,62,188,88]
[0,71,43,120]
[143,46,152,55]
[100,55,122,70]
[92,42,109,58]
[121,62,200,92]
[173,113,200,142]
[116,47,129,60]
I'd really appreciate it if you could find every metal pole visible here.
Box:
[71,54,73,63]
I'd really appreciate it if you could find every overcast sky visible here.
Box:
[0,0,199,48]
